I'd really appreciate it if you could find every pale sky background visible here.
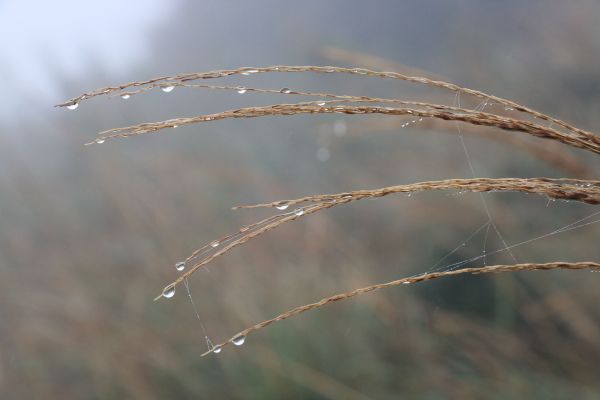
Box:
[0,0,172,119]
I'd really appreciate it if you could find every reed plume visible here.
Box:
[61,64,599,355]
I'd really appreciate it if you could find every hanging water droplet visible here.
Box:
[67,102,79,110]
[294,208,304,216]
[241,69,259,75]
[317,102,326,106]
[210,240,220,248]
[161,85,175,93]
[212,345,222,354]
[95,138,105,144]
[232,335,246,346]
[237,87,247,94]
[162,285,176,298]
[280,87,291,94]
[121,94,131,100]
[275,203,289,211]
[172,125,178,128]
[402,281,411,285]
[175,261,186,271]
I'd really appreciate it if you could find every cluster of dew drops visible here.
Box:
[161,234,250,354]
[64,75,316,354]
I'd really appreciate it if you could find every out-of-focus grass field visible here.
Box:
[1,1,599,398]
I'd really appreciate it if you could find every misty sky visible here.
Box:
[0,0,172,119]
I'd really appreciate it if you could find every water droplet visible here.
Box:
[280,87,291,94]
[504,107,514,111]
[175,261,186,271]
[210,240,220,248]
[236,87,247,94]
[275,203,289,211]
[162,285,176,298]
[212,345,222,354]
[172,125,178,128]
[241,69,259,75]
[95,138,105,144]
[232,335,246,346]
[294,208,304,216]
[67,102,79,110]
[121,94,131,100]
[402,281,411,285]
[317,102,326,106]
[161,86,175,93]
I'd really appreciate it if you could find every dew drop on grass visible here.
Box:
[210,240,220,248]
[161,86,175,93]
[162,285,176,298]
[67,102,79,110]
[121,94,131,100]
[95,138,105,144]
[175,261,186,271]
[276,203,289,211]
[212,345,222,354]
[280,87,291,94]
[237,87,247,94]
[294,208,304,216]
[232,335,246,346]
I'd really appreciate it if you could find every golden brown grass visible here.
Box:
[60,64,599,356]
[201,262,600,356]
[55,65,599,146]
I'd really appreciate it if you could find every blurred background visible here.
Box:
[1,0,599,398]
